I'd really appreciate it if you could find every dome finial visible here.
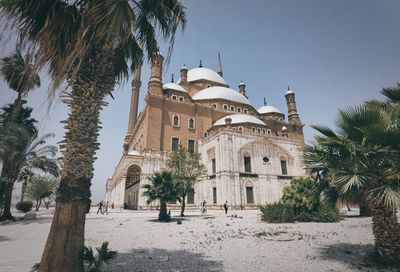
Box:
[199,60,203,68]
[171,73,174,83]
[263,97,267,106]
[287,85,290,91]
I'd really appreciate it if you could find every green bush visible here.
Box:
[260,202,296,223]
[282,177,318,214]
[16,201,33,213]
[310,204,342,222]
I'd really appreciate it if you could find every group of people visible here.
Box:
[201,200,229,214]
[97,200,230,215]
[96,201,113,215]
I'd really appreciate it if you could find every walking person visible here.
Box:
[223,201,228,214]
[96,201,103,215]
[201,200,207,214]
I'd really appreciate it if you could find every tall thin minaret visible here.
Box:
[217,52,223,77]
[123,62,142,153]
[285,86,301,125]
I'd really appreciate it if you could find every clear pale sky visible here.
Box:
[1,0,399,203]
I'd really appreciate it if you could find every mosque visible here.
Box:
[105,53,306,210]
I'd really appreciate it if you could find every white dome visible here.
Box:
[214,114,266,126]
[192,86,251,105]
[285,90,294,95]
[127,150,140,156]
[258,105,282,114]
[179,67,227,85]
[282,126,288,131]
[163,83,187,93]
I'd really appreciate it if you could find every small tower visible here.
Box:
[285,86,301,124]
[148,52,164,96]
[180,64,188,83]
[239,81,247,98]
[123,61,142,153]
[217,52,223,77]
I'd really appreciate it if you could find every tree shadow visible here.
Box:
[0,215,53,225]
[104,248,224,272]
[318,243,400,270]
[0,235,11,242]
[147,217,190,223]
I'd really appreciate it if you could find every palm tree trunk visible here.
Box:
[370,203,400,262]
[0,183,14,221]
[11,92,24,122]
[40,44,115,272]
[358,194,371,217]
[20,181,27,202]
[159,201,169,221]
[180,194,186,217]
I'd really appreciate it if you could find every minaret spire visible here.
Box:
[263,97,267,106]
[124,60,143,153]
[217,51,223,77]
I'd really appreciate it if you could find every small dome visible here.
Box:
[128,150,141,156]
[192,86,251,105]
[282,126,288,131]
[213,114,266,126]
[285,90,294,95]
[163,83,187,93]
[258,105,282,114]
[178,67,227,85]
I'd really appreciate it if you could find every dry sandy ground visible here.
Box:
[0,208,397,272]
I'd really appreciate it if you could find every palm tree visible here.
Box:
[0,105,38,205]
[0,123,59,221]
[306,86,400,262]
[1,1,186,270]
[0,50,40,121]
[142,171,180,222]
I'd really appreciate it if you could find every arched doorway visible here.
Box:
[124,165,141,210]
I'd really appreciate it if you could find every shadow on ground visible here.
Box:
[319,243,400,271]
[104,248,224,272]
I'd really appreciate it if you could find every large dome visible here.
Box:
[214,114,266,126]
[192,86,251,105]
[179,67,227,85]
[258,105,282,114]
[163,83,187,93]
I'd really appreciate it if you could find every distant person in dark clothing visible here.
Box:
[97,201,103,215]
[111,203,114,209]
[223,201,228,214]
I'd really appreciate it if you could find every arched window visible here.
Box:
[173,115,180,127]
[188,117,195,129]
[126,165,141,188]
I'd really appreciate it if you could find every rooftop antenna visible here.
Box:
[263,97,267,106]
[171,73,174,83]
[199,60,203,68]
[217,51,223,77]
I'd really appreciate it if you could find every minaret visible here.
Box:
[217,52,223,77]
[148,52,164,96]
[180,64,188,83]
[239,81,247,98]
[123,62,142,153]
[285,86,301,124]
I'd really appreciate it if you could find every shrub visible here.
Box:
[16,201,33,213]
[310,204,342,222]
[260,202,296,223]
[282,177,318,214]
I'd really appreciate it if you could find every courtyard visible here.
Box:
[0,208,394,272]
